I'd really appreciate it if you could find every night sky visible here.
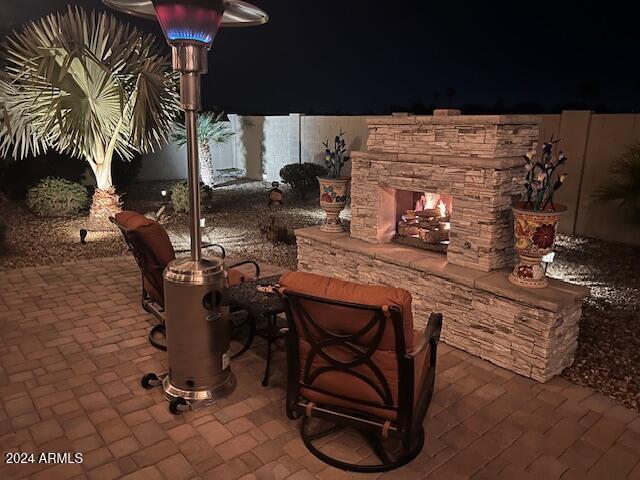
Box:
[2,1,639,115]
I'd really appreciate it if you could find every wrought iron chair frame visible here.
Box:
[278,289,442,472]
[110,215,260,352]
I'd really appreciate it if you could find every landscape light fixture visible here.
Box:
[103,0,268,413]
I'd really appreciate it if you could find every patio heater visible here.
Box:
[103,0,268,413]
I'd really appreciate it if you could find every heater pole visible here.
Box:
[185,107,202,261]
[173,45,207,262]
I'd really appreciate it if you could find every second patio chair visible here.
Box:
[111,210,260,351]
[278,271,442,472]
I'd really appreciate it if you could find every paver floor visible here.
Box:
[0,256,639,479]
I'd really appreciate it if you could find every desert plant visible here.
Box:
[520,138,567,211]
[26,177,88,217]
[171,181,214,213]
[594,143,640,223]
[279,163,327,199]
[174,112,234,188]
[322,130,351,178]
[0,7,180,219]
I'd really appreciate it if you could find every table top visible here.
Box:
[229,275,284,317]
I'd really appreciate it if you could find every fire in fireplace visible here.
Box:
[394,191,452,253]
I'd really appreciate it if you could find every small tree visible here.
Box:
[174,111,233,188]
[0,7,179,218]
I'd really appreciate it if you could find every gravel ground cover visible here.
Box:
[0,180,637,410]
[549,235,640,411]
[0,180,341,271]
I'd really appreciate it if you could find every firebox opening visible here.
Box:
[393,191,452,253]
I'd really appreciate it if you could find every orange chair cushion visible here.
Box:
[279,271,413,349]
[227,267,257,287]
[114,211,175,307]
[279,271,422,421]
[299,338,430,421]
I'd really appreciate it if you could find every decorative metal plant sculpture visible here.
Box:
[0,7,180,219]
[521,138,567,211]
[322,130,351,179]
[174,111,233,188]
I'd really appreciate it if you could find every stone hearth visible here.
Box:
[296,110,588,382]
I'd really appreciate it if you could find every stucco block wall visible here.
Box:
[300,115,373,176]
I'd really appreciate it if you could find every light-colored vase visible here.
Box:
[318,177,350,233]
[509,201,567,289]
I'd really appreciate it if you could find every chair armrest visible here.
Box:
[175,243,226,258]
[228,260,261,279]
[407,312,442,358]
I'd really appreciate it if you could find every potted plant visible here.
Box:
[318,130,351,232]
[509,139,568,288]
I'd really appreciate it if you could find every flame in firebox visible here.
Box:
[415,192,440,211]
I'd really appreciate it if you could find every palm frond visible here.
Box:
[174,111,233,147]
[0,6,180,162]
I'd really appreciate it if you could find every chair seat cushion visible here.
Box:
[279,271,414,349]
[115,211,175,267]
[227,267,257,287]
[115,211,176,308]
[299,333,430,421]
[279,271,420,423]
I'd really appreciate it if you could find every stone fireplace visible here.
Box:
[295,110,588,382]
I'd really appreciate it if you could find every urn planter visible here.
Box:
[509,201,567,289]
[318,177,350,233]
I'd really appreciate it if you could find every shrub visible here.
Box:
[26,177,89,217]
[279,163,327,199]
[171,181,214,213]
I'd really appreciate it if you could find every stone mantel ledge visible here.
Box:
[295,226,589,313]
[351,150,525,170]
[367,114,542,126]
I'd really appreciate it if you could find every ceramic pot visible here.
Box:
[318,177,350,232]
[509,201,567,288]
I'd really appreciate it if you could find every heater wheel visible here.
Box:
[169,397,187,415]
[141,373,160,389]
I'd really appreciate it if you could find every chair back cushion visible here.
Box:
[279,271,414,421]
[114,211,175,307]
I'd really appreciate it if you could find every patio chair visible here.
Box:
[278,271,442,472]
[110,210,260,351]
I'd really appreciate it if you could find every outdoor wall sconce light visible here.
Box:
[103,0,268,413]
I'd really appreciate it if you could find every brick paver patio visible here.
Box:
[0,256,639,479]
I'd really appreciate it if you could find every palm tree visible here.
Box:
[595,143,640,223]
[0,7,179,218]
[174,111,233,188]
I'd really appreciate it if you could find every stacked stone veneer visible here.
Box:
[351,113,540,272]
[296,111,588,382]
[296,230,586,382]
